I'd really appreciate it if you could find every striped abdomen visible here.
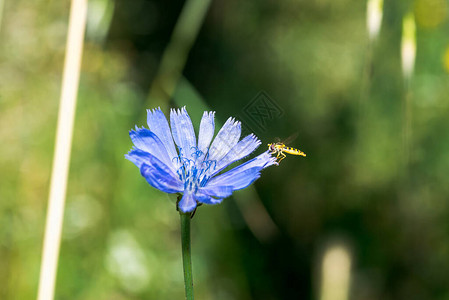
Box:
[282,147,306,157]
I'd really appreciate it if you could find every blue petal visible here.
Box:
[139,154,184,193]
[129,127,175,172]
[125,148,151,169]
[213,134,261,175]
[206,151,276,190]
[207,117,241,162]
[197,111,215,155]
[147,108,179,166]
[228,151,277,172]
[178,193,197,213]
[170,107,197,160]
[198,185,234,198]
[195,192,222,205]
[207,166,262,190]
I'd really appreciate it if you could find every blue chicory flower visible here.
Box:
[126,107,276,213]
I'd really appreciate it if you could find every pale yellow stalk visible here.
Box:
[0,0,4,33]
[401,12,416,169]
[319,244,352,300]
[37,1,87,300]
[367,0,383,41]
[401,13,416,80]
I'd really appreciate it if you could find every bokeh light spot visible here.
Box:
[414,0,448,28]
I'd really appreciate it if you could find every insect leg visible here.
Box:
[278,152,286,163]
[276,151,282,159]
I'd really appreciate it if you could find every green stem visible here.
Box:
[180,212,194,300]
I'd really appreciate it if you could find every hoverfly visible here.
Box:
[268,134,306,164]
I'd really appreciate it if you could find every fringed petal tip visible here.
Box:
[146,107,167,119]
[147,106,162,113]
[170,106,188,116]
[125,148,149,169]
[232,118,241,129]
[264,151,278,168]
[203,111,216,118]
[249,134,262,149]
[223,116,241,128]
[132,125,144,132]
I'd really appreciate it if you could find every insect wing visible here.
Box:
[282,132,299,145]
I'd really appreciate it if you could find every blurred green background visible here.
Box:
[1,0,449,299]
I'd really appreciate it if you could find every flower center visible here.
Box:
[174,147,216,192]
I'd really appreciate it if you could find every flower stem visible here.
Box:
[180,212,194,300]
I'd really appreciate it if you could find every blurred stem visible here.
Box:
[180,212,194,300]
[0,0,4,34]
[402,78,412,174]
[359,41,373,115]
[147,0,212,110]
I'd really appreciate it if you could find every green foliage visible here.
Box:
[1,0,449,299]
